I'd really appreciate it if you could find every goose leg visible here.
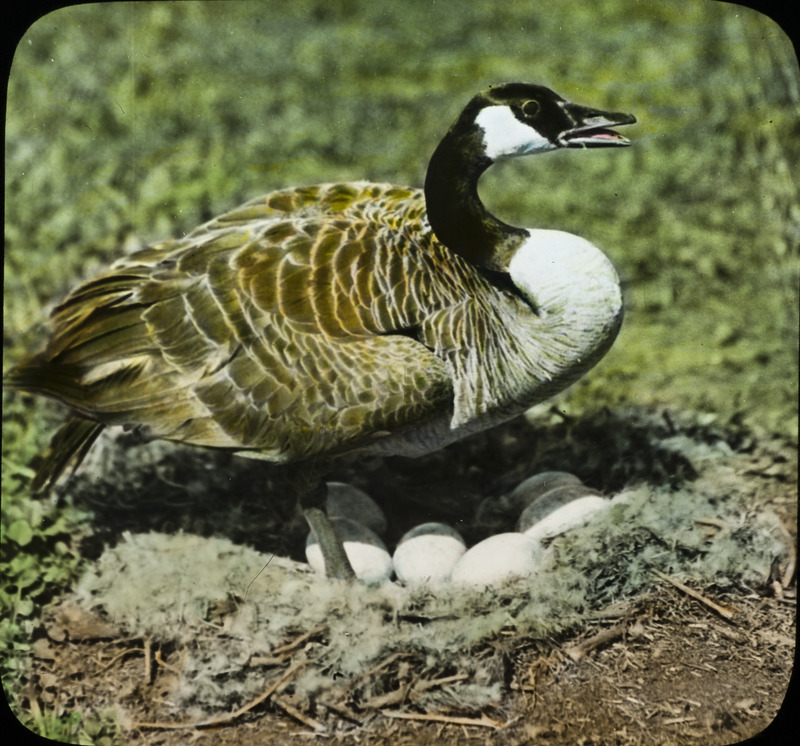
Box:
[298,475,356,580]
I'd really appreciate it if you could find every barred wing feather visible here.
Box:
[15,183,471,463]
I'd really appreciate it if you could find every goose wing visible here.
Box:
[13,184,459,462]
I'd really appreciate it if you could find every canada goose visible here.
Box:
[4,83,635,579]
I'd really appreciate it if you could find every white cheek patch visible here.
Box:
[475,105,554,160]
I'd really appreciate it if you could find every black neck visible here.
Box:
[424,129,527,273]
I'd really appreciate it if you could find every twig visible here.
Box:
[381,710,504,729]
[364,673,471,710]
[96,646,143,675]
[271,624,326,656]
[695,517,730,530]
[132,659,307,730]
[564,621,629,662]
[154,648,181,675]
[411,673,470,694]
[358,651,407,679]
[363,682,413,710]
[652,570,737,623]
[317,699,364,725]
[587,598,646,621]
[246,655,287,668]
[273,695,325,732]
[143,637,152,684]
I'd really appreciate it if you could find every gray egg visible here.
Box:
[392,523,466,586]
[306,516,392,584]
[516,483,604,532]
[508,471,584,512]
[475,471,583,531]
[325,482,387,536]
[521,495,609,542]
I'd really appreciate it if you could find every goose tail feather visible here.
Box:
[30,416,104,495]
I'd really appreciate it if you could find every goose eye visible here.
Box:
[522,100,540,118]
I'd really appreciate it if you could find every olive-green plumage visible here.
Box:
[8,183,520,468]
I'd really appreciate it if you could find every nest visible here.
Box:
[46,406,792,733]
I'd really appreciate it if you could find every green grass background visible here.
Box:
[2,0,798,738]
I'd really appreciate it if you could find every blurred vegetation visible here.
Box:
[2,0,798,737]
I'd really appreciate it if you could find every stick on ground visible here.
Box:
[131,659,308,731]
[652,570,737,622]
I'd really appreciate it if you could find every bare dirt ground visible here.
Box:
[11,408,798,745]
[21,587,795,746]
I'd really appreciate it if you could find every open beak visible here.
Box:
[558,103,636,148]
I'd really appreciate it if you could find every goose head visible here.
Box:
[471,82,636,160]
[424,82,636,272]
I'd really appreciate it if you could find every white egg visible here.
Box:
[325,482,387,536]
[450,533,546,589]
[392,523,466,586]
[305,517,392,584]
[521,495,609,542]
